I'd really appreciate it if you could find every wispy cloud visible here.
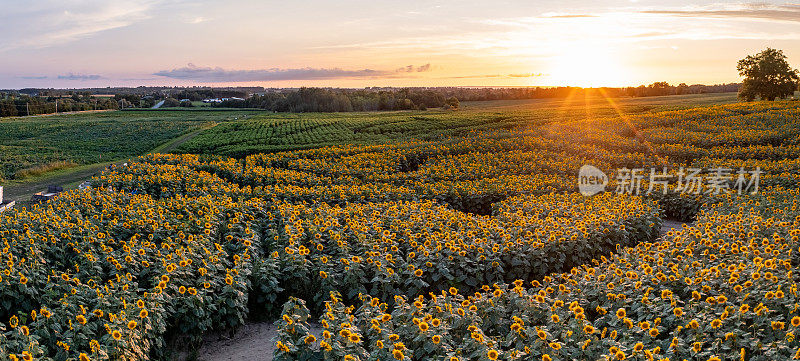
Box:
[154,63,406,82]
[0,0,161,51]
[395,63,432,72]
[57,73,102,81]
[185,16,209,24]
[541,12,597,18]
[311,3,800,60]
[20,75,48,80]
[642,3,800,23]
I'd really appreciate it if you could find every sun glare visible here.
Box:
[547,45,631,88]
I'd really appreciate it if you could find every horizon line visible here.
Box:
[1,83,742,91]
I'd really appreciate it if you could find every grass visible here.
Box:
[0,110,259,202]
[459,92,740,112]
[0,109,261,181]
[13,161,78,179]
[2,123,221,202]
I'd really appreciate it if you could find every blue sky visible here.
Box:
[2,1,800,88]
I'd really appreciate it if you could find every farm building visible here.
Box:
[0,186,15,213]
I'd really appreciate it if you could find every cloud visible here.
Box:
[541,13,597,18]
[154,64,398,82]
[186,16,209,24]
[642,3,800,23]
[395,63,432,72]
[57,73,102,81]
[0,0,161,51]
[20,75,48,80]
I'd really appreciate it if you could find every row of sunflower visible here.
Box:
[253,192,660,313]
[0,163,268,360]
[275,185,800,360]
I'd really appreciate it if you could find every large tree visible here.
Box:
[737,48,799,101]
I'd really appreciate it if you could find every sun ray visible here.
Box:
[596,87,667,166]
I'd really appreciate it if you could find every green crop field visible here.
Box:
[2,95,800,361]
[0,110,261,182]
[175,92,741,157]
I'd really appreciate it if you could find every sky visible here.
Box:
[2,0,800,89]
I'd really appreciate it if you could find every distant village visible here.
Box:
[199,97,245,103]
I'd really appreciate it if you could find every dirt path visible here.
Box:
[3,124,214,202]
[195,322,321,361]
[3,162,114,201]
[660,219,690,236]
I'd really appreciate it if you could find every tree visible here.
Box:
[648,82,671,96]
[737,48,799,101]
[444,96,459,109]
[162,98,181,107]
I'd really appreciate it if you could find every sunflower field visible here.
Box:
[1,100,800,360]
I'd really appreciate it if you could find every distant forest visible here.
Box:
[212,83,740,112]
[0,92,118,117]
[0,82,740,116]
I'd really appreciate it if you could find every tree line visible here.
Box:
[0,92,119,117]
[211,88,458,112]
[207,83,739,112]
[3,83,741,116]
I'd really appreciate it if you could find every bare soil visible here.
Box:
[660,219,690,236]
[196,322,321,361]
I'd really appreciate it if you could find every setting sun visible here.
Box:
[547,44,632,87]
